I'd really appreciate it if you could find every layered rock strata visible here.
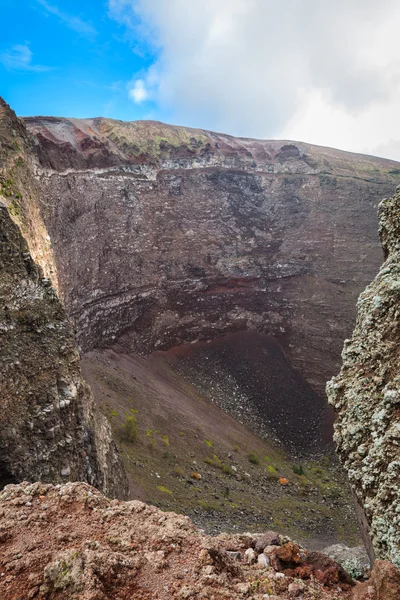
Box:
[327,186,400,566]
[0,98,127,497]
[24,116,400,396]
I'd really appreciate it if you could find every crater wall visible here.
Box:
[24,116,400,395]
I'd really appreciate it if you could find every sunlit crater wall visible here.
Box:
[25,116,400,396]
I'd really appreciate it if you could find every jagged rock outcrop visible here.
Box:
[23,116,400,397]
[1,481,394,600]
[0,99,127,497]
[327,186,400,566]
[2,481,400,600]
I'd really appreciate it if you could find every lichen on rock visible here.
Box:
[327,185,400,566]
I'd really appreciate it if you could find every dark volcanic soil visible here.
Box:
[162,331,330,453]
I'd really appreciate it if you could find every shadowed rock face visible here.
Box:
[23,116,400,397]
[327,186,400,566]
[0,98,128,498]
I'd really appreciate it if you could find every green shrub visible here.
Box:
[221,464,234,475]
[292,465,305,476]
[248,453,260,465]
[173,465,184,477]
[120,415,138,442]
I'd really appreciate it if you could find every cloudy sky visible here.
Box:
[2,0,400,159]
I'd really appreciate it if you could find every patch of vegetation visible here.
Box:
[204,439,213,448]
[157,485,172,495]
[198,500,219,512]
[8,199,20,217]
[120,415,138,443]
[160,435,170,447]
[204,454,233,476]
[248,453,260,465]
[173,465,184,477]
[292,464,305,476]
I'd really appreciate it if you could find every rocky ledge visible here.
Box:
[1,481,399,600]
[327,186,400,566]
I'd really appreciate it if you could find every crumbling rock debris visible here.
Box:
[3,481,398,600]
[327,186,400,566]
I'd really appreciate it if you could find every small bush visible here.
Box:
[120,415,138,443]
[292,465,305,476]
[161,435,170,447]
[248,453,260,465]
[173,466,184,477]
[221,464,234,475]
[204,439,213,448]
[266,465,279,480]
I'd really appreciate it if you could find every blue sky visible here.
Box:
[0,0,158,120]
[2,0,400,160]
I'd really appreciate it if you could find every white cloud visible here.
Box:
[36,0,97,38]
[128,78,149,103]
[109,0,400,160]
[0,44,51,72]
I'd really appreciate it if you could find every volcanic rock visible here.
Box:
[0,98,127,497]
[327,186,400,566]
[22,113,400,402]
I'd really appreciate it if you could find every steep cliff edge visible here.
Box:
[0,98,128,498]
[327,186,400,566]
[24,115,400,397]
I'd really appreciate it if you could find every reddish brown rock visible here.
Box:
[351,560,400,600]
[0,481,358,600]
[276,541,302,565]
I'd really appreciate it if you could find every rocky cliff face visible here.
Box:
[0,98,127,498]
[24,116,400,396]
[327,186,400,566]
